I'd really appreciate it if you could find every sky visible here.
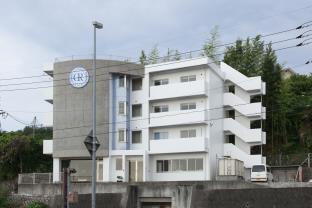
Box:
[0,0,311,131]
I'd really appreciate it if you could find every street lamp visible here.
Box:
[91,20,102,208]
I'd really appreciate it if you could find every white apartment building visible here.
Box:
[43,56,266,182]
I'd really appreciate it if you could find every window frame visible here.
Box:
[118,101,126,115]
[132,130,142,144]
[132,78,142,91]
[154,132,169,140]
[119,75,125,87]
[132,104,142,117]
[180,102,196,111]
[180,129,196,138]
[180,75,196,83]
[153,105,169,113]
[154,78,169,86]
[118,129,126,142]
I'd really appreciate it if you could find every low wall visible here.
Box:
[17,181,312,208]
[191,187,312,208]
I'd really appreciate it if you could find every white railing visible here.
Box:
[18,173,54,184]
[149,80,207,100]
[149,109,206,127]
[150,137,207,154]
[54,54,133,63]
[224,118,264,144]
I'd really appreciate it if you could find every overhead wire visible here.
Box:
[0,21,311,84]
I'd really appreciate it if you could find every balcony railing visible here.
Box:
[150,137,206,154]
[149,80,207,100]
[149,109,206,127]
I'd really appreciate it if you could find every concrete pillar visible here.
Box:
[122,154,128,182]
[103,157,110,182]
[143,152,149,181]
[53,158,61,183]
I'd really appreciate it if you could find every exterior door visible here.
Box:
[129,160,143,182]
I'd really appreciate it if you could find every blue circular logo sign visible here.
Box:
[69,67,89,88]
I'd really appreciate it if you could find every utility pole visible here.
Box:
[91,21,103,208]
[32,116,37,139]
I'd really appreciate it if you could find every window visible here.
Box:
[153,105,169,113]
[118,101,126,115]
[180,129,196,138]
[119,75,125,87]
[132,78,142,91]
[154,132,168,140]
[132,131,142,144]
[154,79,169,86]
[156,160,171,172]
[180,75,196,82]
[228,85,235,94]
[195,158,203,170]
[180,160,187,171]
[180,103,196,110]
[228,135,235,145]
[132,104,142,117]
[228,110,235,119]
[118,129,126,142]
[188,159,196,171]
[116,158,122,170]
[172,160,180,171]
[157,158,203,172]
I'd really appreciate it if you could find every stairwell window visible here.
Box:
[180,75,196,82]
[154,79,169,86]
[118,129,126,142]
[153,105,169,113]
[180,103,196,110]
[180,129,196,138]
[132,78,142,91]
[119,75,125,87]
[132,130,142,144]
[118,101,126,115]
[132,104,142,117]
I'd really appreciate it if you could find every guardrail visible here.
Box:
[18,173,93,184]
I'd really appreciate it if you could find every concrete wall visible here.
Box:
[52,60,143,158]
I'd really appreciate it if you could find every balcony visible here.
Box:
[149,80,207,100]
[224,118,265,144]
[149,109,206,127]
[224,143,264,168]
[150,137,206,154]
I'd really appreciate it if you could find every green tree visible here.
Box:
[202,25,221,62]
[173,50,181,61]
[223,38,282,155]
[148,45,160,64]
[139,50,147,65]
[223,36,264,76]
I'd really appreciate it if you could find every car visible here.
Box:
[251,164,273,182]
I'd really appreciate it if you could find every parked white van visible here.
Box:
[251,164,273,182]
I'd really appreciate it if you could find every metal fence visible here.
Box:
[18,173,93,184]
[18,173,54,184]
[266,153,312,166]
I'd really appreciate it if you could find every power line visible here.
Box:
[0,21,310,84]
[51,105,311,140]
[0,38,311,92]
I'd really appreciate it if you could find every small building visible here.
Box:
[43,56,266,182]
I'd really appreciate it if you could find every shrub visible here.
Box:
[0,187,9,208]
[26,201,48,208]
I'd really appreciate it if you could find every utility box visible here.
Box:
[217,158,244,180]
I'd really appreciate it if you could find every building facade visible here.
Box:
[43,57,266,182]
